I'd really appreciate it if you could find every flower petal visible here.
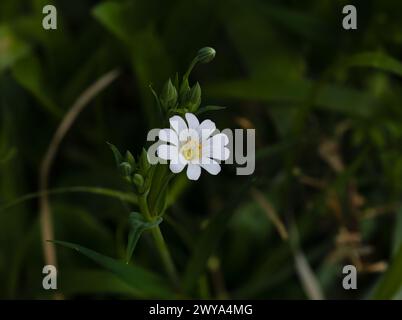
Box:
[200,158,221,175]
[159,129,178,146]
[203,133,230,160]
[170,161,186,173]
[169,153,187,173]
[179,128,200,143]
[187,163,201,180]
[185,113,200,130]
[209,133,229,146]
[198,119,216,141]
[169,115,187,135]
[203,146,229,161]
[157,145,179,160]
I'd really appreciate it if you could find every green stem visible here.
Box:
[153,172,174,217]
[151,226,180,286]
[183,58,197,81]
[138,194,179,287]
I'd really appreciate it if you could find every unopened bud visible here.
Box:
[160,78,177,110]
[119,162,132,177]
[133,173,144,188]
[196,47,216,64]
[184,82,201,112]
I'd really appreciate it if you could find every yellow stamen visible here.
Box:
[180,139,201,161]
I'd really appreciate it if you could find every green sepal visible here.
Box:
[173,73,179,90]
[107,142,123,167]
[139,148,151,174]
[183,82,201,112]
[133,173,144,189]
[179,78,190,104]
[149,84,161,108]
[196,47,216,64]
[125,150,136,169]
[119,162,132,177]
[160,78,177,111]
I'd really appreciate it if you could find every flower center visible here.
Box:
[180,139,201,161]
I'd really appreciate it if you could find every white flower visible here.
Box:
[156,113,230,180]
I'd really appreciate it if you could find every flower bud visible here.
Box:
[119,162,132,177]
[125,150,136,168]
[160,78,177,110]
[139,148,151,173]
[196,47,216,64]
[133,173,144,189]
[184,82,201,112]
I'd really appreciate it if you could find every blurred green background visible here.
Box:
[1,0,402,299]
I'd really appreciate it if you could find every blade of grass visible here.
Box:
[289,223,324,300]
[0,186,137,213]
[38,69,120,299]
[250,188,288,240]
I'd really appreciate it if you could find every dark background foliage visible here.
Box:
[0,0,401,299]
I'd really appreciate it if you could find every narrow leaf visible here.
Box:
[196,105,226,115]
[0,186,137,213]
[52,240,174,298]
[126,212,162,263]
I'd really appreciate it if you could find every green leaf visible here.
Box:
[196,105,226,115]
[345,52,402,77]
[126,212,162,263]
[11,54,61,117]
[52,240,175,299]
[372,244,402,299]
[0,25,30,73]
[92,2,133,45]
[205,79,377,117]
